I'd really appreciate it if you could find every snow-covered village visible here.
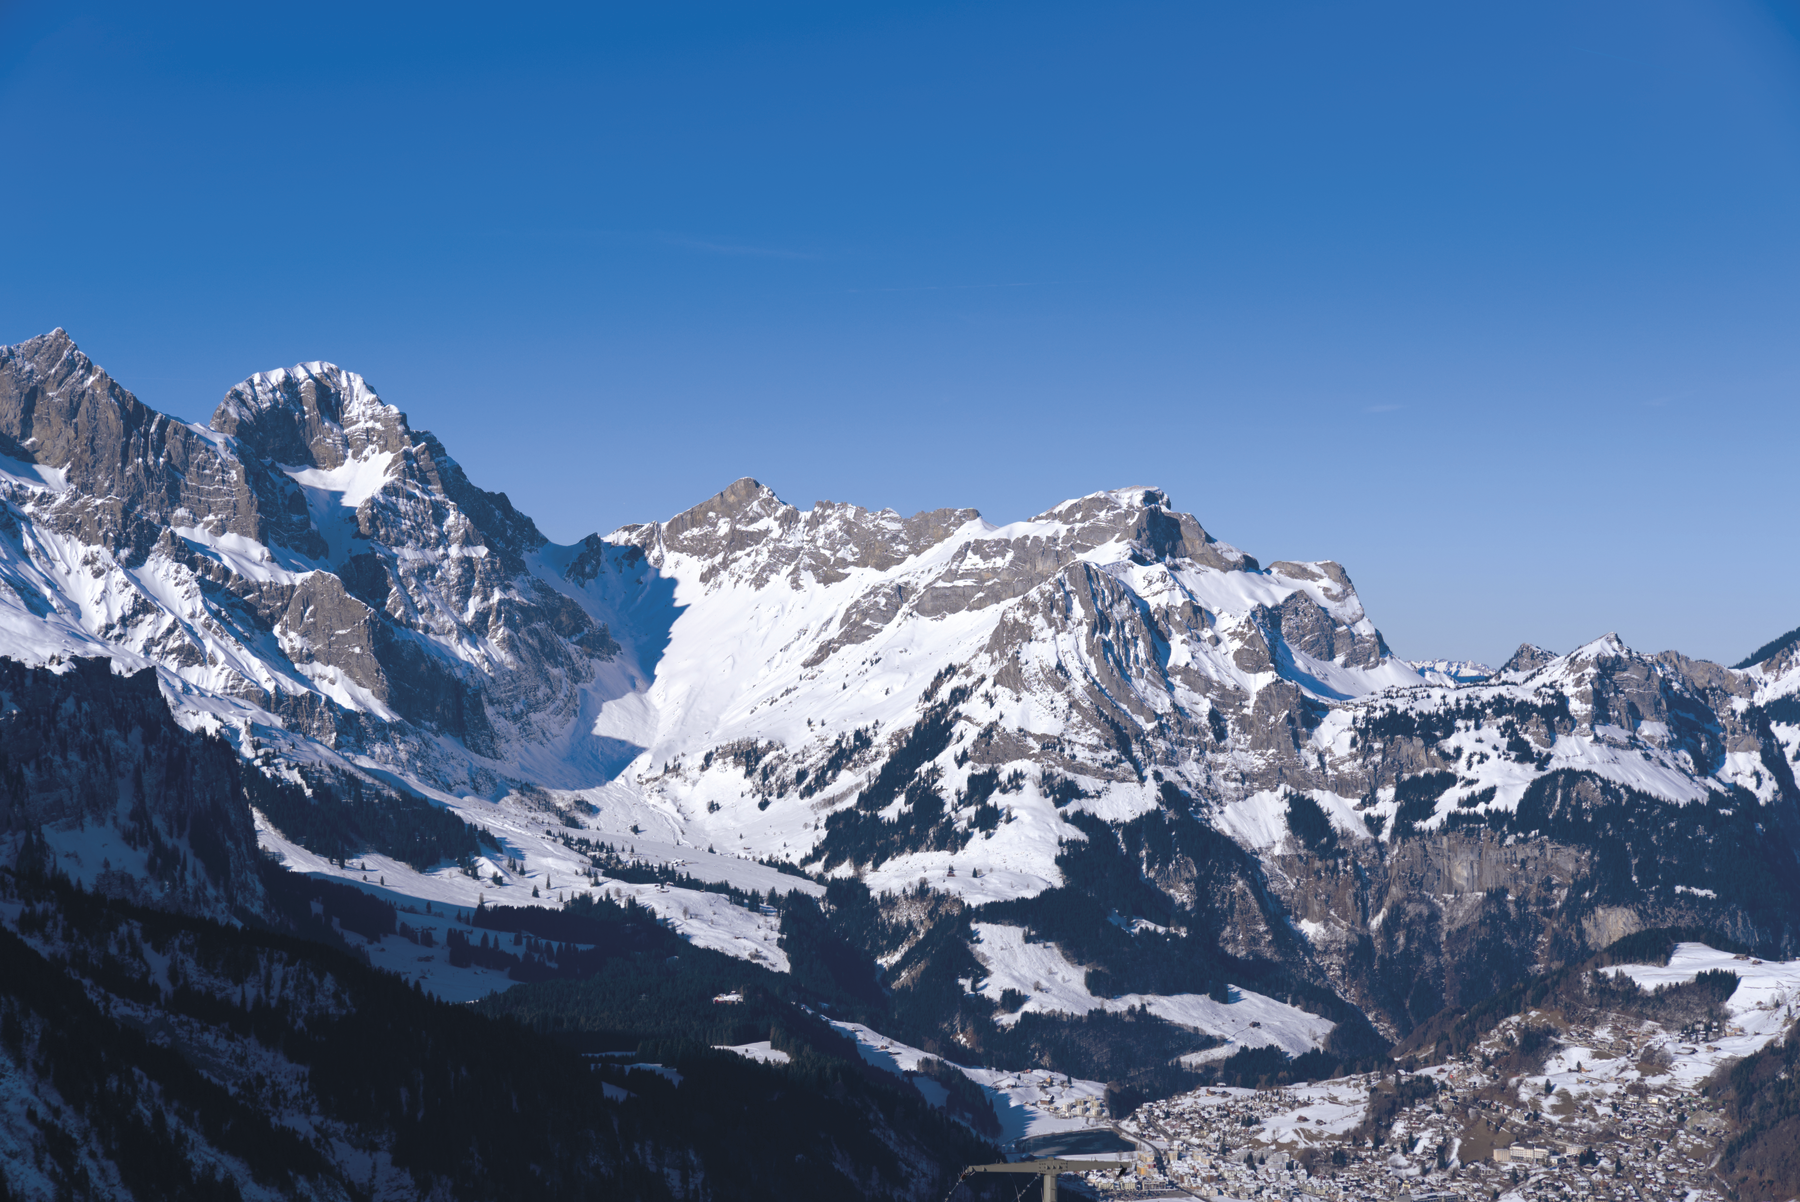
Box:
[809,941,1800,1202]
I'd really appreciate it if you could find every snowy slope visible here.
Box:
[1406,659,1494,686]
[1601,942,1800,1087]
[3,329,1798,1050]
[968,923,1333,1055]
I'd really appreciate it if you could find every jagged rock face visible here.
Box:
[587,500,1800,1041]
[1274,762,1800,1037]
[3,330,1800,1052]
[0,657,265,919]
[213,361,412,472]
[0,330,315,563]
[623,478,982,591]
[1498,642,1557,677]
[607,479,1403,814]
[0,331,619,779]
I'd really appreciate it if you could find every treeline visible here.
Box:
[986,1008,1212,1114]
[471,913,1006,1187]
[801,860,1389,1106]
[442,894,689,982]
[808,701,974,872]
[0,919,328,1201]
[244,766,490,872]
[1512,772,1800,931]
[1706,1014,1800,1197]
[0,866,663,1200]
[1352,692,1572,751]
[1395,926,1764,1069]
[973,809,1373,1046]
[553,833,804,909]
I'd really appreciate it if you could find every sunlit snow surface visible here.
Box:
[826,1020,1119,1148]
[969,923,1333,1055]
[254,805,819,997]
[1600,942,1800,1086]
[4,378,1799,1036]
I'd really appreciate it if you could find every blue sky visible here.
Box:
[2,1,1797,668]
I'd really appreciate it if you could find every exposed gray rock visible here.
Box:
[1498,643,1557,677]
[4,329,1797,1060]
[0,331,619,776]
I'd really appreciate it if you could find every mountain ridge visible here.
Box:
[1,328,1796,1076]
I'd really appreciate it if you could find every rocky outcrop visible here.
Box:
[0,329,320,562]
[4,329,1798,1059]
[1497,643,1557,677]
[0,657,266,919]
[0,331,620,779]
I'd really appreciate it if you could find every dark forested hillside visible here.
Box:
[0,861,1000,1201]
[0,657,1002,1202]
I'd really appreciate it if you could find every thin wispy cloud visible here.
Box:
[660,235,819,260]
[847,282,1052,294]
[481,228,823,259]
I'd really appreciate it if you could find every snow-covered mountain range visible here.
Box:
[1405,658,1493,686]
[3,328,1798,1061]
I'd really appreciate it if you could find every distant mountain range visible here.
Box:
[2,330,1798,1194]
[1405,658,1493,686]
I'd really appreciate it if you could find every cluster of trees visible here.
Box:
[1514,772,1800,930]
[1350,692,1572,764]
[797,724,874,798]
[987,1008,1212,1111]
[1389,771,1457,838]
[955,768,1023,833]
[1706,1013,1800,1196]
[1395,926,1768,1076]
[1349,1072,1440,1147]
[0,867,667,1200]
[1040,769,1096,809]
[913,1058,1003,1136]
[807,701,984,872]
[976,810,1345,1018]
[1732,625,1800,670]
[243,767,489,873]
[1283,791,1339,857]
[793,811,1394,1102]
[551,833,803,906]
[0,919,327,1201]
[470,908,1004,1195]
[442,894,705,982]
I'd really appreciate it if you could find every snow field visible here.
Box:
[1600,942,1800,1088]
[824,1020,1116,1147]
[712,1040,791,1066]
[969,923,1333,1055]
[255,798,820,996]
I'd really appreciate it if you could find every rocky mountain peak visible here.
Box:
[1732,624,1800,674]
[1498,643,1558,677]
[0,329,321,564]
[1571,632,1635,662]
[1036,486,1258,572]
[213,361,409,471]
[4,331,1800,1105]
[0,328,146,468]
[619,478,989,591]
[659,477,791,545]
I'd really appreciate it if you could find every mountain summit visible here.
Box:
[2,330,1797,1061]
